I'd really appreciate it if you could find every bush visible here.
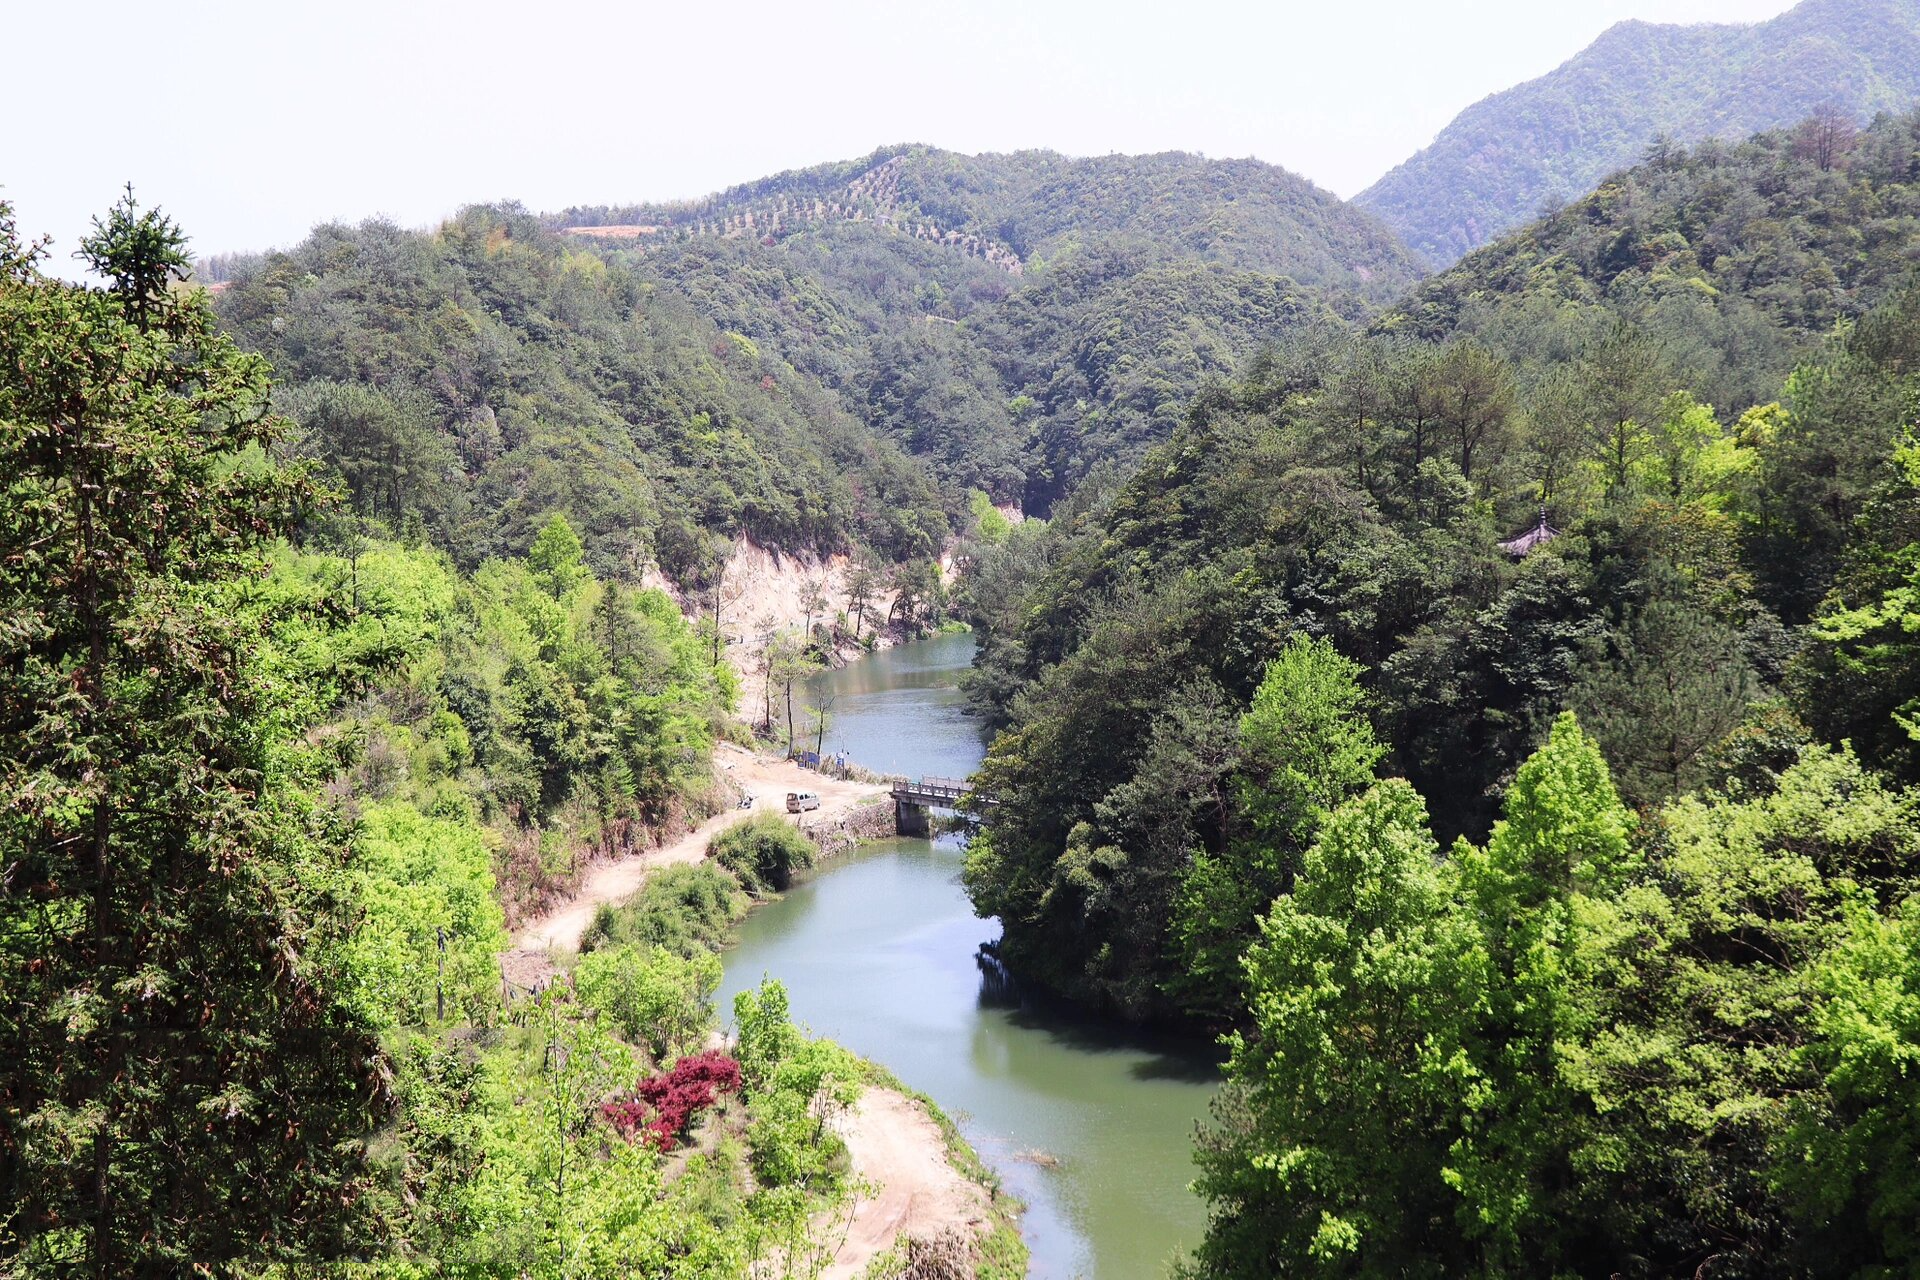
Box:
[344,801,508,1026]
[708,812,816,892]
[602,1051,743,1151]
[579,863,748,956]
[573,943,722,1059]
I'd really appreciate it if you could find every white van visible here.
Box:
[786,790,821,814]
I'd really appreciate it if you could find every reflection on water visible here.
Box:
[808,630,985,780]
[719,635,1219,1279]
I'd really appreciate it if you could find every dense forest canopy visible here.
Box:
[1381,110,1920,414]
[18,23,1920,1273]
[949,100,1920,1279]
[1356,0,1920,264]
[0,194,1017,1280]
[211,205,953,577]
[560,145,1419,296]
[553,146,1409,514]
[208,146,1411,569]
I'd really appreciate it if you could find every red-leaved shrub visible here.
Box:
[602,1051,743,1151]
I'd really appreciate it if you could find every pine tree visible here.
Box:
[0,194,387,1276]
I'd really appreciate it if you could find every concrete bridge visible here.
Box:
[890,775,975,836]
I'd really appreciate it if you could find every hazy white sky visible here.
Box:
[6,0,1794,263]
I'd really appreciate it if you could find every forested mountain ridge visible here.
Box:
[1356,0,1920,265]
[947,99,1920,1275]
[210,145,1413,566]
[959,107,1920,1024]
[211,204,955,577]
[555,145,1418,510]
[1378,109,1920,415]
[557,144,1420,295]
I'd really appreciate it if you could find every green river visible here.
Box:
[715,632,1219,1279]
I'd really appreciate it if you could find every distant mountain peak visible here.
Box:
[1356,0,1920,265]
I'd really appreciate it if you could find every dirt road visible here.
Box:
[512,742,884,953]
[825,1088,991,1279]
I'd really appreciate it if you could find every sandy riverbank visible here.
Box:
[512,742,885,953]
[825,1087,997,1279]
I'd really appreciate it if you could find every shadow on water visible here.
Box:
[975,943,1225,1085]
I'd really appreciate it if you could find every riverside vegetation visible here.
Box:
[959,111,1920,1276]
[14,49,1920,1280]
[0,196,1022,1279]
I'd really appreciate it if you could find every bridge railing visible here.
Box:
[887,774,975,803]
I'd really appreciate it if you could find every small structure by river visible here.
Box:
[718,633,1218,1280]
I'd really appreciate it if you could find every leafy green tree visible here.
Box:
[1785,897,1920,1274]
[886,557,946,632]
[342,802,509,1027]
[761,628,821,752]
[572,943,722,1060]
[1434,341,1515,486]
[1190,781,1484,1279]
[1752,280,1920,620]
[844,556,882,643]
[732,980,804,1094]
[0,194,387,1275]
[1554,746,1920,1275]
[1173,637,1383,1019]
[528,512,589,600]
[1797,427,1920,781]
[1583,322,1669,494]
[281,378,453,529]
[1447,713,1634,1267]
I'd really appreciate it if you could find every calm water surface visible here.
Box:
[718,633,1218,1279]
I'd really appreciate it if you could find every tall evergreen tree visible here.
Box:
[0,195,387,1276]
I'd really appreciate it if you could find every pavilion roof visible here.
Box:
[1499,511,1560,557]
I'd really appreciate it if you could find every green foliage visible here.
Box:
[1359,2,1920,264]
[1192,781,1484,1278]
[732,981,860,1192]
[1381,110,1920,415]
[1793,383,1920,782]
[1193,710,1920,1278]
[265,519,733,921]
[559,145,1418,515]
[967,489,1012,544]
[0,193,388,1274]
[573,944,722,1060]
[961,331,1744,1017]
[707,813,816,893]
[1234,637,1386,846]
[213,206,950,568]
[579,864,750,958]
[1,194,1004,1280]
[344,803,509,1027]
[1444,713,1635,1266]
[1571,580,1758,809]
[1785,897,1920,1273]
[1753,281,1920,619]
[1172,637,1384,1020]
